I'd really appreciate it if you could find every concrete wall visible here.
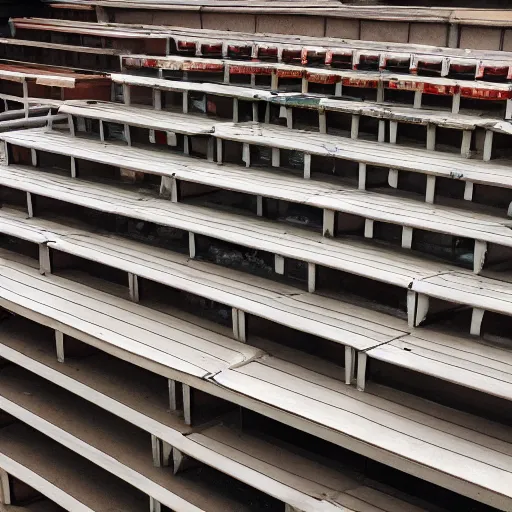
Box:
[109,8,509,50]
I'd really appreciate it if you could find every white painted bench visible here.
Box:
[120,55,512,119]
[3,128,512,276]
[62,101,216,155]
[108,76,510,160]
[0,322,353,512]
[213,121,512,204]
[213,354,512,511]
[0,423,143,512]
[267,93,511,160]
[110,73,272,124]
[0,260,510,509]
[362,329,512,399]
[188,424,431,512]
[0,207,410,380]
[0,259,261,381]
[1,207,511,402]
[1,162,512,340]
[0,366,265,512]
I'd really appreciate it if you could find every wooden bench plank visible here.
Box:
[1,262,510,509]
[365,330,512,401]
[0,162,449,287]
[0,261,260,379]
[413,272,512,317]
[213,357,512,510]
[0,208,408,352]
[4,128,512,251]
[214,121,512,191]
[61,101,216,135]
[0,423,144,512]
[111,73,274,101]
[120,55,512,117]
[0,366,260,512]
[4,161,512,333]
[190,424,430,512]
[0,324,348,512]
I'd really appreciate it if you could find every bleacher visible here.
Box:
[0,4,512,512]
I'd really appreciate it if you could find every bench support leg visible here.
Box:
[153,89,162,110]
[68,114,76,136]
[364,219,374,239]
[426,124,436,151]
[470,308,485,336]
[301,77,308,94]
[464,181,474,201]
[407,291,429,327]
[376,83,384,103]
[307,262,316,293]
[388,169,399,188]
[182,91,189,114]
[356,352,368,391]
[160,176,177,201]
[151,435,172,468]
[285,107,293,129]
[128,273,139,302]
[323,209,335,237]
[413,91,422,109]
[99,119,105,142]
[275,254,285,275]
[401,226,413,249]
[207,138,215,162]
[124,124,131,146]
[39,243,51,275]
[461,130,472,158]
[187,233,196,260]
[216,138,223,164]
[473,240,487,274]
[358,162,366,190]
[318,111,327,134]
[285,506,306,512]
[303,153,311,179]
[123,84,131,106]
[425,175,436,204]
[344,346,355,385]
[506,99,512,120]
[183,135,190,156]
[232,308,247,343]
[70,156,77,178]
[389,121,398,144]
[256,195,263,216]
[149,497,161,512]
[168,379,181,412]
[483,130,494,161]
[242,143,250,167]
[272,147,280,168]
[26,192,34,218]
[271,73,279,91]
[55,330,65,363]
[452,92,461,114]
[334,82,343,97]
[378,120,385,142]
[31,148,38,167]
[3,142,10,166]
[182,384,192,426]
[0,469,10,505]
[351,115,360,139]
[252,102,259,123]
